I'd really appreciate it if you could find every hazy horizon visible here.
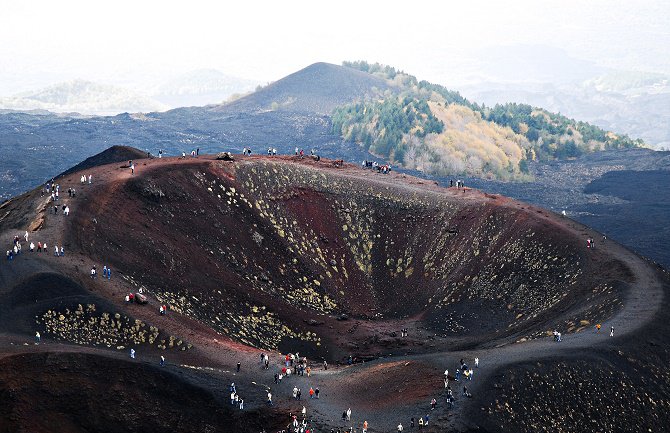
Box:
[1,0,668,94]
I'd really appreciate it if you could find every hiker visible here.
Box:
[297,388,302,400]
[35,331,41,344]
[90,266,97,279]
[363,420,368,433]
[159,305,165,315]
[54,245,59,256]
[323,360,328,370]
[431,398,437,410]
[130,348,135,359]
[160,355,165,366]
[346,408,351,421]
[309,387,315,399]
[267,391,273,405]
[88,175,92,184]
[130,163,135,175]
[315,387,320,399]
[342,411,347,422]
[397,423,403,432]
[293,386,298,400]
[610,326,614,337]
[230,391,236,405]
[410,418,415,428]
[64,206,70,216]
[239,397,244,410]
[107,266,111,280]
[469,369,474,380]
[424,414,429,426]
[60,246,64,256]
[237,362,241,372]
[475,357,479,368]
[29,242,34,252]
[418,417,424,429]
[596,323,601,332]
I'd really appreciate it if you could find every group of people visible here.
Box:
[79,174,92,184]
[230,382,245,410]
[89,265,112,280]
[361,160,392,174]
[261,351,327,433]
[403,414,431,430]
[6,232,57,260]
[449,179,465,188]
[295,147,316,158]
[47,181,73,216]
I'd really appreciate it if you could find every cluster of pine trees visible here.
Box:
[336,61,642,180]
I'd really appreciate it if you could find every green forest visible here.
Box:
[336,61,643,179]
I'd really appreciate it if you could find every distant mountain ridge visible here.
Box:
[0,70,262,115]
[152,69,259,107]
[0,80,167,115]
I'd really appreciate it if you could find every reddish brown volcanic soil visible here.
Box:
[0,150,667,433]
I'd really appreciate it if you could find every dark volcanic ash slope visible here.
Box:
[66,156,627,360]
[60,145,146,177]
[0,352,279,433]
[214,62,391,115]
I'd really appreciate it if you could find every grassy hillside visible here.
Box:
[334,61,644,180]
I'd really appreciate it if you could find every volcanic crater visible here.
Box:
[0,148,667,433]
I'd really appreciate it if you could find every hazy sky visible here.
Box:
[0,0,668,94]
